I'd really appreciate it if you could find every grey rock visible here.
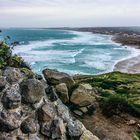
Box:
[43,69,75,88]
[0,110,21,132]
[55,99,71,122]
[67,120,85,137]
[2,84,21,109]
[20,79,45,104]
[38,101,56,122]
[55,83,69,103]
[20,116,37,134]
[70,84,96,107]
[3,67,23,84]
[51,117,66,139]
[40,121,52,137]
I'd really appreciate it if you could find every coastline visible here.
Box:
[112,42,140,74]
[65,27,140,74]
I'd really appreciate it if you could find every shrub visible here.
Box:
[0,41,31,69]
[102,95,140,117]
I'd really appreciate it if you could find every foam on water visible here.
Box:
[6,29,139,75]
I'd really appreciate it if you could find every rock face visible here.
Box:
[70,84,96,106]
[55,83,69,103]
[20,79,45,104]
[43,69,75,88]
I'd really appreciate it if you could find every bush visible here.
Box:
[102,95,140,117]
[0,42,31,69]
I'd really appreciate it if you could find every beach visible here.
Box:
[112,35,140,74]
[114,55,140,74]
[67,27,140,74]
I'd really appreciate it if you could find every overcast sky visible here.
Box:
[0,0,140,27]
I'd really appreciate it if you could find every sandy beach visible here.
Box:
[114,55,140,73]
[114,45,140,74]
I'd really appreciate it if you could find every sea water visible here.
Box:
[0,28,139,75]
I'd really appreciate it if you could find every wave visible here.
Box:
[12,29,140,75]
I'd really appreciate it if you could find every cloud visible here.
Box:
[0,0,140,27]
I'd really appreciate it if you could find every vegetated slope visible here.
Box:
[73,72,140,139]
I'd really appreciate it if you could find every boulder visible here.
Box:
[80,130,100,140]
[20,116,37,134]
[51,117,66,139]
[3,67,23,84]
[55,83,69,103]
[40,121,52,137]
[0,110,21,132]
[20,79,45,104]
[70,84,96,107]
[0,76,7,91]
[38,102,56,122]
[55,99,71,122]
[67,120,85,137]
[43,69,74,88]
[2,84,21,109]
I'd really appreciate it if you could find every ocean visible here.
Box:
[0,28,139,75]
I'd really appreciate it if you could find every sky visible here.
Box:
[0,0,140,27]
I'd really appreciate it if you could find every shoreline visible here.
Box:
[112,41,140,74]
[65,27,140,74]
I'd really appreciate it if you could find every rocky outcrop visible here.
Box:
[43,69,75,88]
[70,84,96,107]
[0,67,99,140]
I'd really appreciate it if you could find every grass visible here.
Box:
[74,72,140,117]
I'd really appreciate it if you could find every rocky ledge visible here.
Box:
[0,67,100,140]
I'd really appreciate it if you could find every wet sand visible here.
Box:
[114,54,140,74]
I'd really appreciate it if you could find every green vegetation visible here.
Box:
[21,68,34,79]
[74,72,140,117]
[102,95,139,117]
[0,41,30,69]
[136,130,140,140]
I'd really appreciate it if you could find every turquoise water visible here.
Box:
[0,28,138,75]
